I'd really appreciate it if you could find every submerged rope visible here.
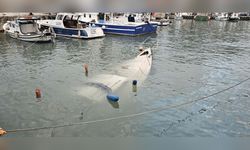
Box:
[5,77,250,133]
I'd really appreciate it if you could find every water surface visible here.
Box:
[1,20,250,137]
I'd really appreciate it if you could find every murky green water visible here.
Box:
[1,20,250,137]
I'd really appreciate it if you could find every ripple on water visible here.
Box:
[0,20,250,137]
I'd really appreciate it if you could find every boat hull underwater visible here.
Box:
[77,48,152,106]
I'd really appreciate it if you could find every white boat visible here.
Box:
[228,13,240,22]
[3,17,54,43]
[37,13,105,39]
[175,13,183,20]
[215,13,229,21]
[151,19,171,26]
[77,48,152,102]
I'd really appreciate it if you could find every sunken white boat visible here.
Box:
[78,48,152,102]
[3,17,54,43]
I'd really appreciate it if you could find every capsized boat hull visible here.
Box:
[78,48,152,101]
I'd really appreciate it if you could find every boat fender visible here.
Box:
[132,80,137,93]
[106,94,119,102]
[102,25,106,29]
[0,128,7,136]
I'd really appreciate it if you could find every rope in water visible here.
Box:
[5,77,250,133]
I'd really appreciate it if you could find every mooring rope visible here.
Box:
[140,36,152,46]
[5,77,250,133]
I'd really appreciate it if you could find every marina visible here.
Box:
[0,12,250,137]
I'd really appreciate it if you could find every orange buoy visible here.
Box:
[35,88,41,98]
[0,128,7,136]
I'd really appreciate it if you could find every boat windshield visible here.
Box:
[63,15,88,28]
[19,22,39,34]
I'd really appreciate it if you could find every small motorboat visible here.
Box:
[215,13,229,21]
[37,13,105,39]
[228,13,240,22]
[152,19,171,26]
[175,13,183,20]
[3,17,54,43]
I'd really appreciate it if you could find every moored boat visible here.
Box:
[215,13,229,21]
[182,12,196,20]
[239,12,250,21]
[228,13,240,22]
[151,19,171,26]
[175,13,183,20]
[194,13,210,21]
[78,13,158,36]
[3,17,54,43]
[37,13,105,39]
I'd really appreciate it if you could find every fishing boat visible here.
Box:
[37,13,105,39]
[239,12,250,21]
[175,13,183,20]
[78,48,152,102]
[78,13,158,36]
[151,19,171,26]
[215,13,229,21]
[182,12,196,20]
[228,13,240,22]
[3,17,54,43]
[194,13,210,21]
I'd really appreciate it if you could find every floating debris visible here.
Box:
[35,88,42,98]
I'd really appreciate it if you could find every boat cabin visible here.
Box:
[17,19,39,34]
[77,13,150,24]
[55,13,88,28]
[5,18,40,35]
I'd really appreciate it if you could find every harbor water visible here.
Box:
[1,20,250,137]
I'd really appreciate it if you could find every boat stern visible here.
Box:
[83,27,105,39]
[134,23,158,35]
